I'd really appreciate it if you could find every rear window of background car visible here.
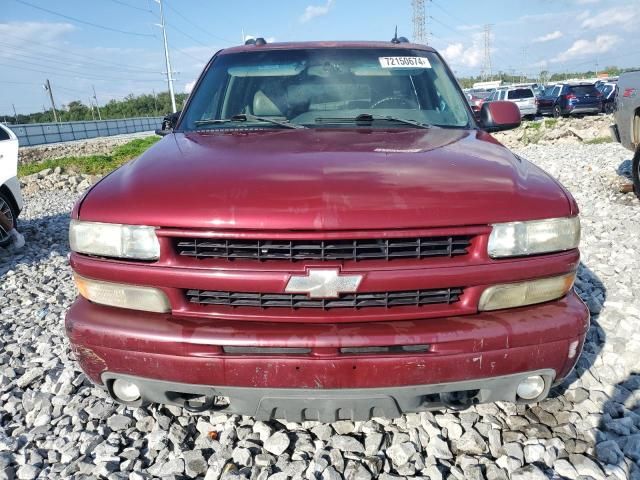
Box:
[507,89,534,100]
[568,86,599,96]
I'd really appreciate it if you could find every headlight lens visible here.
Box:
[69,220,160,260]
[479,272,576,311]
[488,217,580,258]
[74,274,170,313]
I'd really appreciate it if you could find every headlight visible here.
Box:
[69,220,160,260]
[488,216,580,258]
[479,272,576,311]
[74,274,170,313]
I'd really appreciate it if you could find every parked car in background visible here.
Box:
[537,83,602,118]
[465,92,483,116]
[487,86,537,119]
[0,124,23,247]
[597,82,617,113]
[610,71,640,198]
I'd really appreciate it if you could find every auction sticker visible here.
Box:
[379,56,431,68]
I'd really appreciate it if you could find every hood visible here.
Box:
[78,128,573,230]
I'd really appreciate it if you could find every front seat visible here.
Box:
[253,90,284,117]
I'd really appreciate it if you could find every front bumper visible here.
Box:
[3,176,23,213]
[66,292,589,419]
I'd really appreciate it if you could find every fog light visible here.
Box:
[516,375,545,400]
[112,379,141,402]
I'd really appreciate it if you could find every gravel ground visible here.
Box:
[18,131,157,165]
[1,142,639,480]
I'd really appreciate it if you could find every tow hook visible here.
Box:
[440,390,479,410]
[183,395,228,413]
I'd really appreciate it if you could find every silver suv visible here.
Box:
[487,86,537,119]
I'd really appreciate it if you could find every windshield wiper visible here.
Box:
[195,113,305,129]
[314,113,431,129]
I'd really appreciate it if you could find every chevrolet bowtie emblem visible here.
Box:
[285,269,363,298]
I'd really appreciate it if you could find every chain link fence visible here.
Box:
[8,117,164,147]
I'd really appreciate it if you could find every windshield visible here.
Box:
[180,48,471,130]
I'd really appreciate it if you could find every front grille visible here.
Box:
[175,236,473,261]
[186,288,463,310]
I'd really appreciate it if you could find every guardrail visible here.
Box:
[8,117,164,147]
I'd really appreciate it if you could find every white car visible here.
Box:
[0,124,23,247]
[486,87,537,119]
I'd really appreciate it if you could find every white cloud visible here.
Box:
[441,32,486,69]
[552,34,620,62]
[581,6,639,30]
[0,21,74,51]
[184,80,196,94]
[533,31,563,43]
[300,0,334,23]
[574,0,599,4]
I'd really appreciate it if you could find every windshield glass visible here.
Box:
[180,48,471,130]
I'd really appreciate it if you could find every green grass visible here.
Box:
[584,136,613,145]
[544,119,558,128]
[526,121,542,130]
[19,136,160,177]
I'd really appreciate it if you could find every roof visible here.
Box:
[219,41,437,55]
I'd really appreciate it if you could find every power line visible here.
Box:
[0,48,161,77]
[163,0,234,45]
[167,23,208,47]
[14,0,155,37]
[0,32,159,73]
[0,61,165,84]
[105,0,153,13]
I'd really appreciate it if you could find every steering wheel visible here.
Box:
[371,96,417,109]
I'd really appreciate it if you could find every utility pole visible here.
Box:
[156,0,177,113]
[43,79,59,123]
[412,0,427,45]
[152,89,158,116]
[520,47,527,83]
[88,98,96,121]
[481,24,493,81]
[92,85,102,120]
[11,104,18,124]
[595,58,599,78]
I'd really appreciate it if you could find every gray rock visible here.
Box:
[263,432,290,456]
[510,465,547,480]
[385,442,416,467]
[15,465,39,480]
[330,435,365,453]
[455,430,488,455]
[107,414,133,431]
[426,436,452,460]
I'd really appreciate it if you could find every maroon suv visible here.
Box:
[65,40,588,421]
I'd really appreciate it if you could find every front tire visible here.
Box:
[553,105,561,118]
[0,190,18,248]
[633,149,640,200]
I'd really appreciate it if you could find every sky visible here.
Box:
[2,0,640,115]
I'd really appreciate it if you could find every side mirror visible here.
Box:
[479,101,521,132]
[156,110,181,136]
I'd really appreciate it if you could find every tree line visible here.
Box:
[4,91,189,125]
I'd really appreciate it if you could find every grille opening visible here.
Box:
[186,288,463,310]
[175,236,473,262]
[222,346,311,355]
[340,344,430,354]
